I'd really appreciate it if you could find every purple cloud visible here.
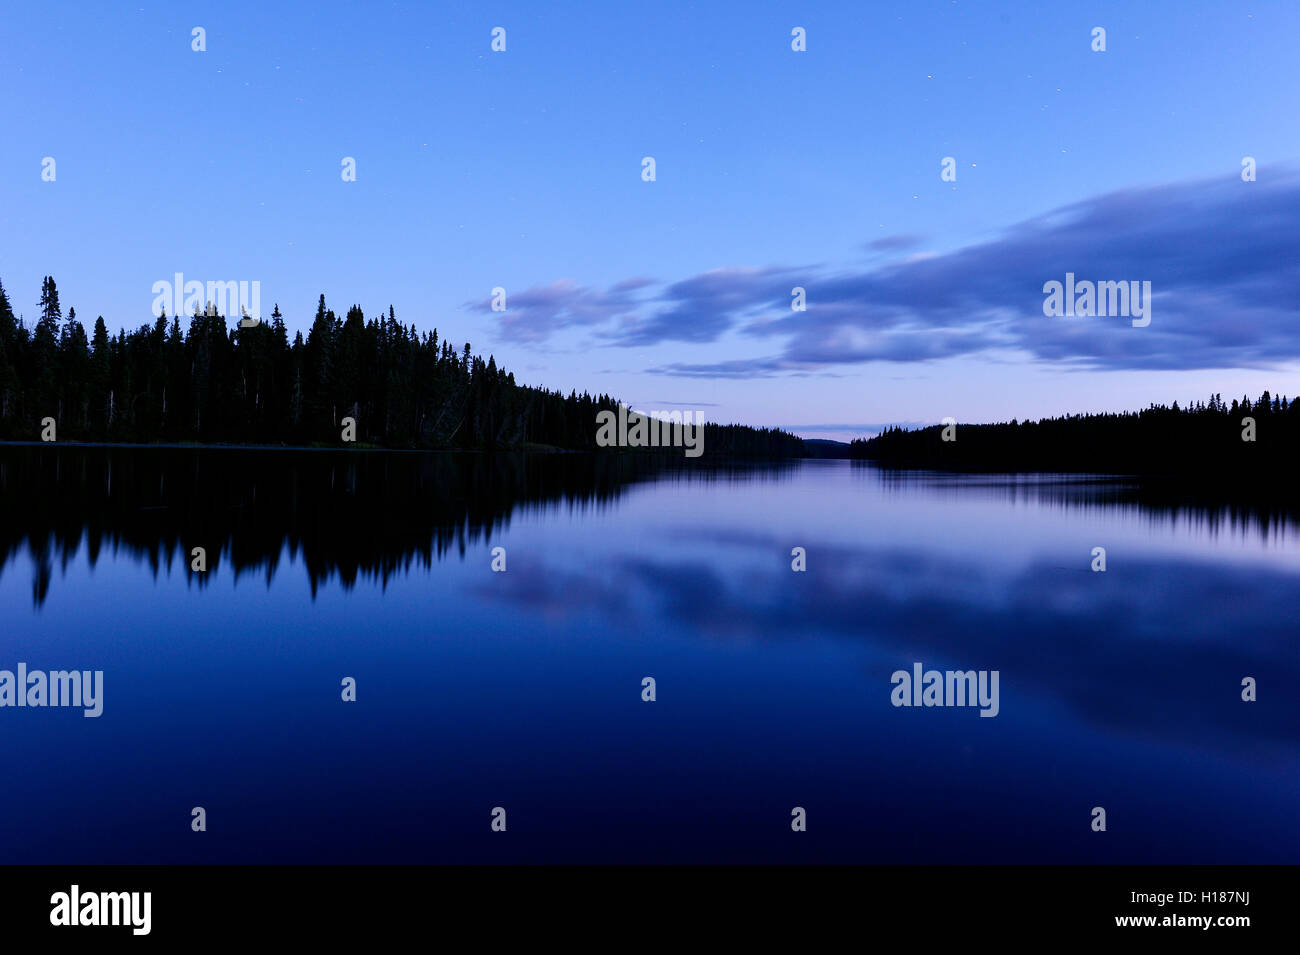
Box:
[467,278,650,343]
[488,167,1300,375]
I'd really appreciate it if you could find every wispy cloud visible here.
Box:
[484,167,1300,376]
[605,266,802,347]
[864,233,926,252]
[466,277,651,344]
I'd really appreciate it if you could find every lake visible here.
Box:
[2,446,1297,863]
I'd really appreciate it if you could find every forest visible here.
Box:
[850,394,1300,481]
[0,276,805,457]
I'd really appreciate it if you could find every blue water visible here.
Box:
[2,450,1297,863]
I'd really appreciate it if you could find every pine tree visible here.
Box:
[90,316,111,433]
[32,276,63,420]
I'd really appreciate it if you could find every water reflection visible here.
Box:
[485,531,1300,755]
[4,447,1298,863]
[8,447,1300,606]
[7,446,801,604]
[866,463,1300,542]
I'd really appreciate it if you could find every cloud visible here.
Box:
[603,266,801,346]
[788,422,932,433]
[487,167,1300,375]
[466,278,650,343]
[864,233,925,251]
[646,400,722,407]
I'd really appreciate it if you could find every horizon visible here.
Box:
[2,271,1291,444]
[4,1,1298,441]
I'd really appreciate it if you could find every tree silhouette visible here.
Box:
[850,394,1299,482]
[0,274,804,457]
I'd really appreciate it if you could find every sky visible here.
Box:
[3,0,1298,439]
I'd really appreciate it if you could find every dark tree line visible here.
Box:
[0,276,803,456]
[850,393,1300,481]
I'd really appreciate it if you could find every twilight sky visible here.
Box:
[3,1,1298,439]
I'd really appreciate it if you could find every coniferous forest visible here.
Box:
[850,395,1300,481]
[0,276,805,456]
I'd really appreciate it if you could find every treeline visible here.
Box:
[850,393,1300,479]
[0,276,803,456]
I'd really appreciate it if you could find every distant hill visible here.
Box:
[801,438,855,459]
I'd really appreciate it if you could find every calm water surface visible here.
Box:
[2,447,1297,862]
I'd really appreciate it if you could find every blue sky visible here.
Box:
[3,1,1298,438]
